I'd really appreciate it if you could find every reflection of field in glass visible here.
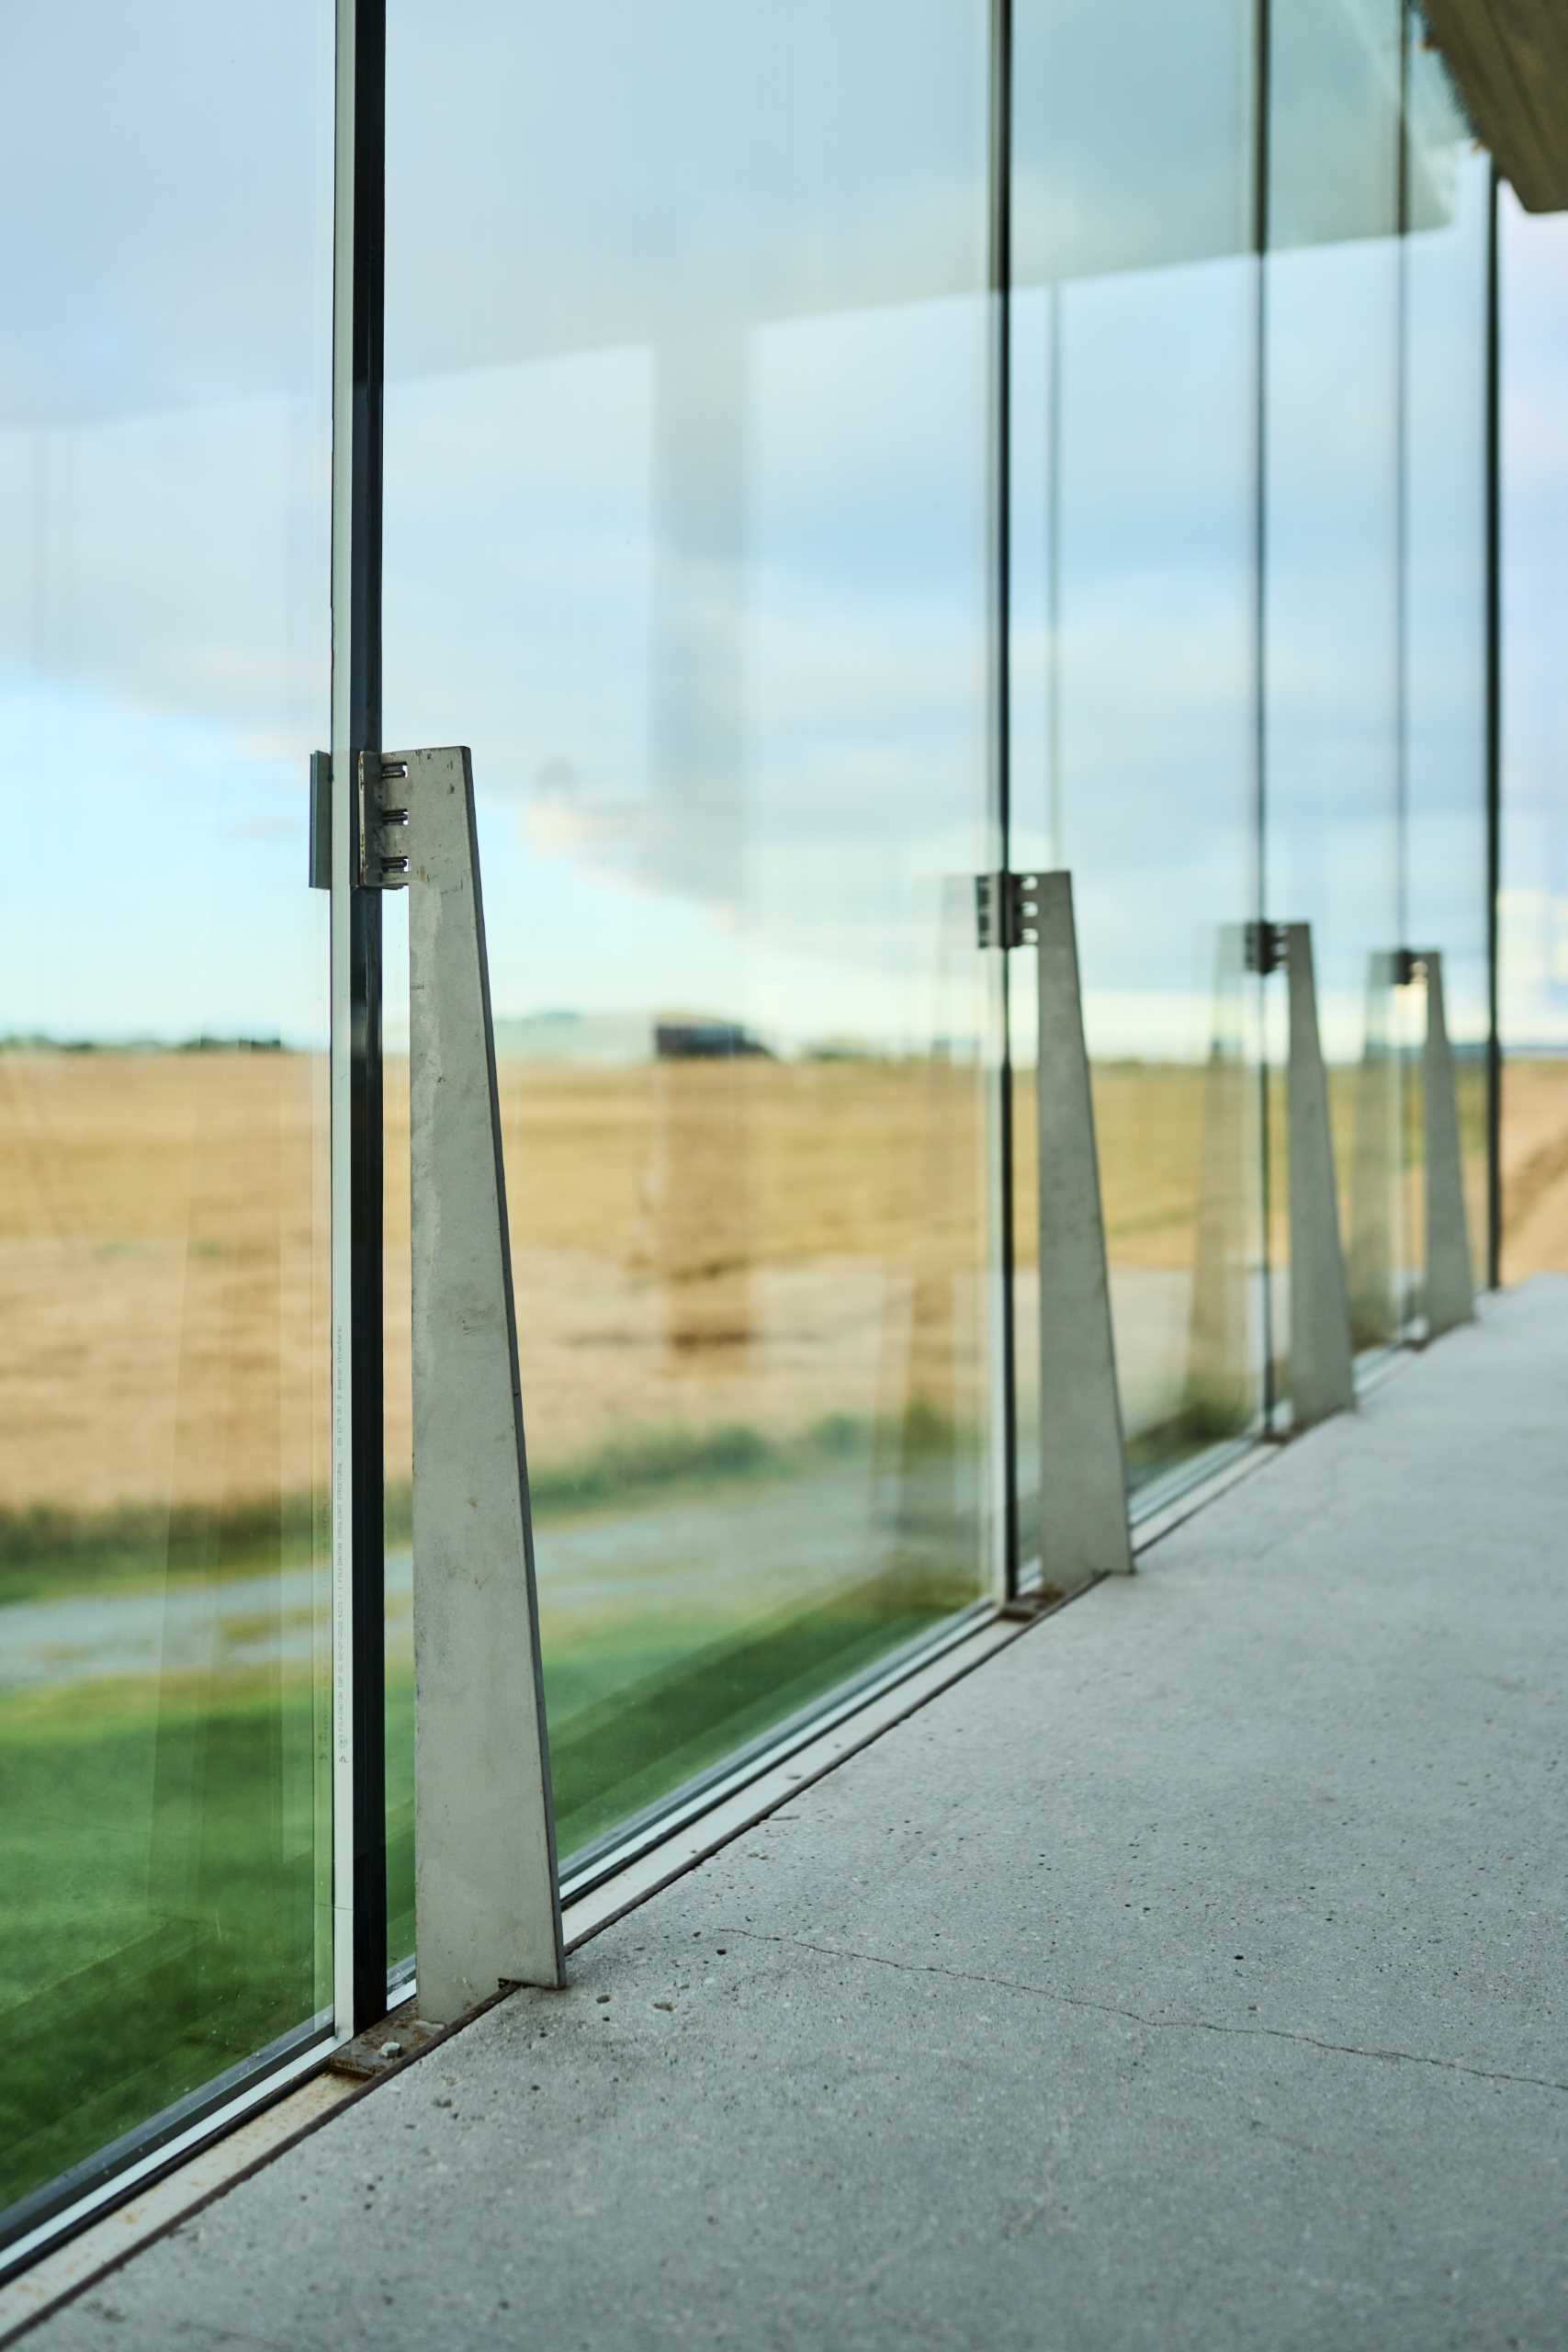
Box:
[0,1045,330,2227]
[0,1048,327,1525]
[5,1046,1529,1543]
[0,1669,324,2219]
[2,1553,965,2219]
[6,1048,1565,2221]
[385,1558,965,1957]
[1,1047,990,2219]
[1502,1059,1568,1281]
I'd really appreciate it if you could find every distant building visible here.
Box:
[653,1019,773,1061]
[490,1011,774,1065]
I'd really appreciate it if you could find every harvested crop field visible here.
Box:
[0,1046,1552,1543]
[0,1042,1559,2214]
[1501,1057,1568,1279]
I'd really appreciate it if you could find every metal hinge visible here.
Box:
[976,870,1042,950]
[356,753,412,889]
[307,751,412,890]
[1244,919,1286,977]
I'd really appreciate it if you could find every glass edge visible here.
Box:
[0,2016,336,2283]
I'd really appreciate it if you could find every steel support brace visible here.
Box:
[396,745,564,2021]
[1421,950,1477,1340]
[1182,924,1253,1439]
[1283,923,1356,1430]
[1346,950,1402,1351]
[1033,871,1133,1583]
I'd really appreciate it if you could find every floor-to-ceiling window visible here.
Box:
[1010,0,1264,1561]
[0,0,333,2249]
[380,0,998,1910]
[1498,189,1568,1281]
[1010,0,1492,1495]
[1264,0,1406,1369]
[1,0,1505,2268]
[1402,9,1492,1293]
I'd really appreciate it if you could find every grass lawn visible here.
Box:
[0,1670,325,2221]
[3,1554,965,2223]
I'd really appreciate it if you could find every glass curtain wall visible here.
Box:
[1264,0,1406,1369]
[381,0,998,1903]
[0,0,333,2247]
[1,0,1503,2261]
[1011,0,1492,1481]
[1402,15,1493,1292]
[1010,0,1264,1555]
[1498,191,1568,1281]
[1264,0,1489,1363]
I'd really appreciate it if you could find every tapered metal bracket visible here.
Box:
[1411,949,1476,1339]
[1032,871,1134,1583]
[1346,950,1403,1350]
[394,745,564,2021]
[1280,923,1356,1430]
[1182,924,1255,1442]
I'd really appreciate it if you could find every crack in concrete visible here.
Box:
[718,1926,1568,2097]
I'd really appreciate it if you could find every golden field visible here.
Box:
[0,1047,1560,1525]
[1500,1057,1568,1279]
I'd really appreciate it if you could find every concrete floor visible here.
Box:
[19,1280,1568,2352]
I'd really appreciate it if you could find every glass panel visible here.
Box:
[385,908,414,1966]
[1403,14,1491,1297]
[1010,0,1263,1551]
[1264,0,1404,1377]
[0,0,333,2234]
[383,1,996,1879]
[1498,192,1568,1282]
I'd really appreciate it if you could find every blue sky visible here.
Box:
[0,0,1542,1058]
[1500,192,1568,1046]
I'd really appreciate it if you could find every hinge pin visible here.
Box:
[1245,919,1287,978]
[307,751,415,890]
[976,870,1042,951]
[355,752,413,891]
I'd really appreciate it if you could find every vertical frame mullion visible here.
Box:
[987,0,1019,1600]
[1484,160,1503,1291]
[330,0,389,2041]
[1393,4,1414,1339]
[1251,0,1275,1425]
[1395,5,1411,963]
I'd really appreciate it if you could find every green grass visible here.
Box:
[1,1417,978,2223]
[385,1568,964,1962]
[1,1374,1254,2223]
[0,1670,327,2218]
[0,1498,325,1608]
[0,1406,957,1606]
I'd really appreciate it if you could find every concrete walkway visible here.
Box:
[20,1280,1568,2352]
